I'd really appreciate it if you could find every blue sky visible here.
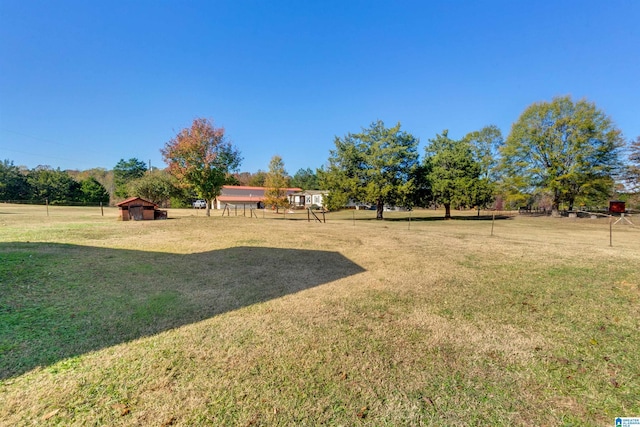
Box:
[1,0,638,175]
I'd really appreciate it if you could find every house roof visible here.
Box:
[217,195,264,203]
[219,186,301,196]
[116,197,158,207]
[222,185,271,191]
[217,186,302,204]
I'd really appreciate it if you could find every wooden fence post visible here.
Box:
[491,213,495,236]
[609,217,613,247]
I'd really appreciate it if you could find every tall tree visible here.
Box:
[161,118,242,216]
[27,166,82,204]
[128,169,181,206]
[79,177,110,204]
[264,155,290,212]
[626,136,640,192]
[463,125,504,181]
[463,125,503,214]
[321,120,419,219]
[290,168,320,190]
[0,160,31,201]
[68,167,113,200]
[501,96,623,215]
[425,131,490,219]
[407,163,433,209]
[113,158,147,198]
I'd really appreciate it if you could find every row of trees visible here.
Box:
[156,96,635,221]
[321,96,637,219]
[320,122,499,219]
[0,161,110,205]
[3,96,638,217]
[0,157,197,208]
[232,167,320,190]
[0,152,315,210]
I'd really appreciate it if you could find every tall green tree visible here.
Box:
[321,120,419,219]
[79,177,110,204]
[27,166,82,204]
[127,169,181,206]
[68,168,115,203]
[113,158,147,198]
[463,125,503,214]
[161,118,242,216]
[425,131,491,219]
[406,163,433,209]
[501,96,623,215]
[264,155,290,212]
[290,168,320,190]
[463,125,504,181]
[626,136,640,192]
[0,160,31,201]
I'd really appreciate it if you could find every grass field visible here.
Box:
[1,204,639,426]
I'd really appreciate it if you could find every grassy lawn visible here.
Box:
[1,204,639,426]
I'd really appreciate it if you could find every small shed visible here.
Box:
[116,197,162,221]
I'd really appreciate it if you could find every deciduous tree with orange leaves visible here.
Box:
[161,118,242,216]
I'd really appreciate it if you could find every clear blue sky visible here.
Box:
[1,0,638,175]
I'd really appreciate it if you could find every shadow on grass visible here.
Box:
[357,214,515,222]
[0,243,365,380]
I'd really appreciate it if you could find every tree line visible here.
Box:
[0,162,110,205]
[156,96,638,219]
[2,96,639,216]
[321,96,639,219]
[0,153,317,209]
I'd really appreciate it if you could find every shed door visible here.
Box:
[129,205,144,220]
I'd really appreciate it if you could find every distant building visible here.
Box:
[215,185,302,210]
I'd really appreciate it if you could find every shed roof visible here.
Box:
[116,197,158,207]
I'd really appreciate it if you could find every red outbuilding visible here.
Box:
[116,197,166,221]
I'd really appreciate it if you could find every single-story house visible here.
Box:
[116,197,167,221]
[215,185,302,210]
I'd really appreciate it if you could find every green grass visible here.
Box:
[0,204,639,426]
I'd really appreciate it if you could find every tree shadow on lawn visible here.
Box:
[0,243,365,380]
[359,214,515,222]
